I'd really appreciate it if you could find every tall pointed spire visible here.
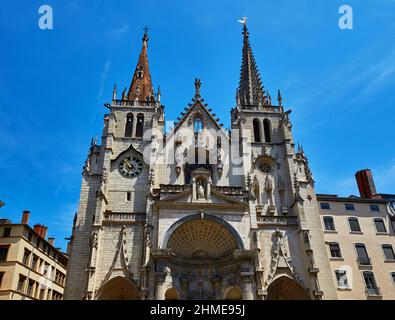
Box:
[127,27,155,102]
[237,20,265,107]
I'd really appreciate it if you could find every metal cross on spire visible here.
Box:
[142,26,149,43]
[237,16,248,26]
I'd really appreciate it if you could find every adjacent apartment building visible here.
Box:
[0,211,68,300]
[318,169,395,300]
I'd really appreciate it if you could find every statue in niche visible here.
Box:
[252,176,259,193]
[217,146,224,177]
[264,175,273,192]
[101,167,108,185]
[90,231,98,249]
[217,146,224,164]
[143,225,152,267]
[196,180,206,200]
[145,225,152,248]
[175,145,185,175]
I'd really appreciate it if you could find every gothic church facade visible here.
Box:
[64,24,338,300]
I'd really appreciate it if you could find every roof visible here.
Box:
[237,22,266,107]
[0,222,68,262]
[316,193,388,204]
[127,30,155,102]
[171,79,228,138]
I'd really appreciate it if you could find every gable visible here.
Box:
[169,96,230,143]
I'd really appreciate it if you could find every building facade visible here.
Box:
[64,23,395,300]
[0,211,68,300]
[64,23,339,300]
[318,170,395,300]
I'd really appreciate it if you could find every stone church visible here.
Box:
[64,23,338,300]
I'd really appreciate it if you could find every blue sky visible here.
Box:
[0,0,394,251]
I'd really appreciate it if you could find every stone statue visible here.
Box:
[143,225,152,267]
[175,146,185,166]
[175,146,185,175]
[197,180,206,200]
[101,167,108,185]
[265,175,273,192]
[253,176,259,193]
[145,225,152,248]
[195,78,201,96]
[217,147,224,164]
[90,231,98,249]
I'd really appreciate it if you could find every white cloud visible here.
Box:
[292,47,395,112]
[97,60,112,100]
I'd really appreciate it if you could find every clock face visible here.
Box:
[119,156,143,178]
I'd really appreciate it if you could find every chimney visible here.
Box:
[33,224,48,239]
[41,226,48,240]
[355,169,377,198]
[21,210,30,225]
[34,224,41,235]
[48,237,55,246]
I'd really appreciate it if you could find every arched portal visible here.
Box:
[96,276,140,300]
[162,214,244,259]
[266,276,309,300]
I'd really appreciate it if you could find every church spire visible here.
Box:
[127,28,155,102]
[237,20,265,107]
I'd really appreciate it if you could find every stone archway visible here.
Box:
[158,213,248,300]
[224,286,243,300]
[96,276,140,300]
[266,276,309,300]
[161,213,244,258]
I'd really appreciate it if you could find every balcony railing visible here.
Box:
[159,184,191,193]
[357,257,372,266]
[242,105,283,113]
[365,287,381,297]
[257,215,298,226]
[103,213,145,223]
[211,186,244,195]
[112,99,158,107]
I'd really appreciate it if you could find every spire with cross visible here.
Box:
[236,17,266,107]
[143,26,149,43]
[127,26,155,102]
